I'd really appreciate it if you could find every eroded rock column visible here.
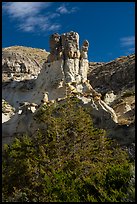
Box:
[61,31,81,84]
[79,40,89,83]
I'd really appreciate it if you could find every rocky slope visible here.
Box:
[88,54,135,94]
[2,32,135,159]
[2,46,49,82]
[88,54,135,125]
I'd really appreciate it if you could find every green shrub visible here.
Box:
[2,96,134,202]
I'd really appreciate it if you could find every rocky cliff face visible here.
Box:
[2,32,135,158]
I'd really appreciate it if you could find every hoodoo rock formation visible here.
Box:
[47,31,89,84]
[3,31,130,146]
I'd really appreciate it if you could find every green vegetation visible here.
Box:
[2,97,134,202]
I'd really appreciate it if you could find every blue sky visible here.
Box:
[2,2,135,62]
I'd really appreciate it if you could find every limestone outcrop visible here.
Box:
[88,54,135,125]
[88,54,135,94]
[2,31,102,107]
[4,31,132,147]
[47,31,89,84]
[2,46,49,82]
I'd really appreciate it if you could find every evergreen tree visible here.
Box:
[2,97,134,202]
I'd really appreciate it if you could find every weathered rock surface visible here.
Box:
[88,54,135,124]
[88,54,135,94]
[2,32,101,108]
[2,99,15,123]
[2,46,49,82]
[88,55,135,159]
[2,32,135,157]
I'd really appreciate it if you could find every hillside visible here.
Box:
[2,32,135,155]
[2,97,134,202]
[88,54,135,125]
[2,31,135,202]
[88,54,135,94]
[2,46,49,82]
